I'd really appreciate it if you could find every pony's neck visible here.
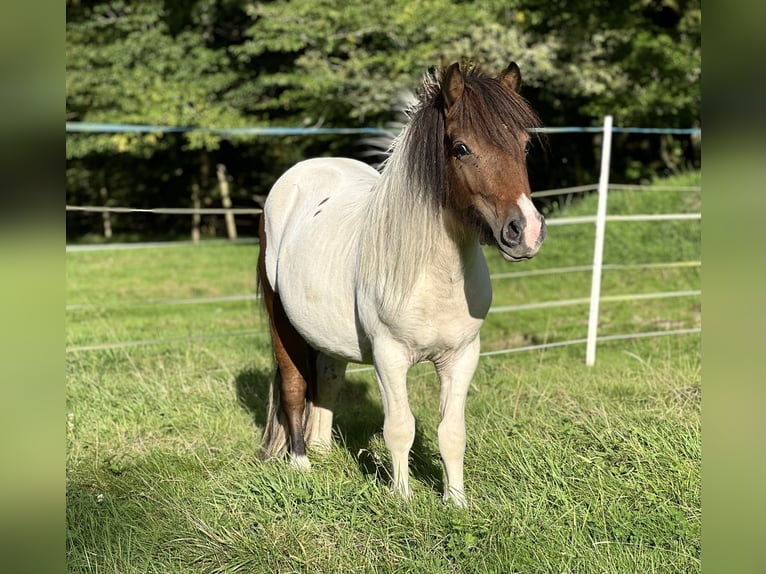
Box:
[358,143,479,312]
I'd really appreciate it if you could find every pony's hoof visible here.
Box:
[392,484,413,501]
[306,439,333,454]
[289,454,311,471]
[444,489,468,508]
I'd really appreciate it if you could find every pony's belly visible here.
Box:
[280,281,371,364]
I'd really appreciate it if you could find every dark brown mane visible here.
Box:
[398,64,543,207]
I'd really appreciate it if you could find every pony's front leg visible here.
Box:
[373,342,415,499]
[435,336,481,507]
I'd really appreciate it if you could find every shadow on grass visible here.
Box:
[232,365,272,431]
[233,366,444,495]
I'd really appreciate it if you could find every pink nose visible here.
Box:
[501,212,546,253]
[524,211,546,250]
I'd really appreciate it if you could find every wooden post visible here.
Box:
[191,180,201,243]
[217,163,237,240]
[200,150,212,238]
[99,185,112,240]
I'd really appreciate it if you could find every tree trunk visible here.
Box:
[191,180,201,243]
[99,185,112,240]
[217,163,237,240]
[200,150,214,237]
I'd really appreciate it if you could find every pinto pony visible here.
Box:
[257,62,546,505]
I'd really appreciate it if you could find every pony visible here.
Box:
[257,61,546,506]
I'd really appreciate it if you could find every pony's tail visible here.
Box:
[257,212,289,460]
[260,370,290,459]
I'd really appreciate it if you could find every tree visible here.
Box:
[502,0,701,182]
[66,1,259,240]
[67,0,246,158]
[66,0,701,241]
[231,0,558,127]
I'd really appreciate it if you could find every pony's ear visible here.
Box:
[500,62,522,93]
[442,62,464,110]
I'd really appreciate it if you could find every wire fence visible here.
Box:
[65,118,701,363]
[66,122,702,137]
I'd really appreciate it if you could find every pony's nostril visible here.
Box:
[502,215,526,246]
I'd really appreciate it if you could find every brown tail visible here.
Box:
[260,370,290,458]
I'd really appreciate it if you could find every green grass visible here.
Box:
[66,173,700,573]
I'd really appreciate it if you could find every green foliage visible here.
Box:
[66,0,701,240]
[508,0,701,127]
[67,1,245,157]
[232,0,556,125]
[66,0,701,134]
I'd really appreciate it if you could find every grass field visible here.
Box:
[66,173,701,573]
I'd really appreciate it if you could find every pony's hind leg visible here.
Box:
[258,219,314,469]
[434,336,481,507]
[305,353,346,450]
[263,297,315,468]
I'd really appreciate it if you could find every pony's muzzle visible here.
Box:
[499,211,546,260]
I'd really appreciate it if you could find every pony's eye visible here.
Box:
[453,142,471,158]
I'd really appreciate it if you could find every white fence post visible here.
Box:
[585,115,613,366]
